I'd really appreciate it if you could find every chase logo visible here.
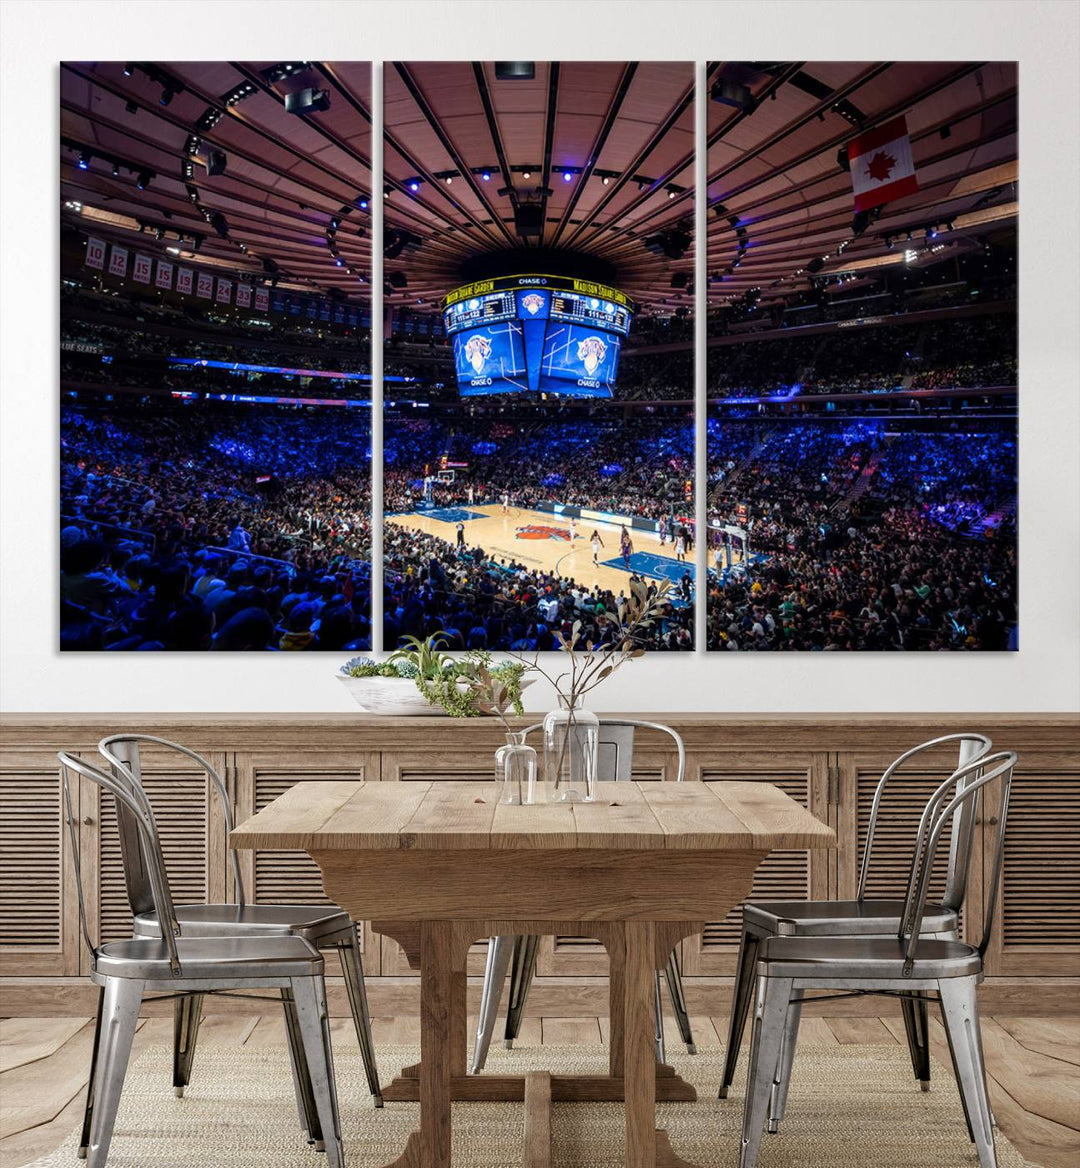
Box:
[577,335,608,376]
[464,334,492,374]
[521,293,545,315]
[516,524,571,541]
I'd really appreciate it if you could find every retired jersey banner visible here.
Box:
[155,260,174,290]
[132,253,153,284]
[216,277,232,305]
[108,245,129,277]
[848,116,918,213]
[176,266,194,295]
[235,283,252,308]
[254,286,269,312]
[85,236,107,270]
[196,270,214,299]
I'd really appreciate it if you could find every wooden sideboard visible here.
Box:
[2,712,1077,1016]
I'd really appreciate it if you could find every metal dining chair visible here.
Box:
[58,752,345,1168]
[81,733,379,1149]
[738,750,1016,1168]
[719,732,992,1101]
[471,719,694,1073]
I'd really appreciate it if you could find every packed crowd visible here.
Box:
[706,421,1017,651]
[384,527,693,653]
[60,402,373,651]
[384,412,694,521]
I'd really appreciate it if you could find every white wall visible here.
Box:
[2,1,1078,714]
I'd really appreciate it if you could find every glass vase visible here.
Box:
[495,731,537,805]
[543,696,599,803]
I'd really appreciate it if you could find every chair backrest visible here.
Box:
[98,735,245,911]
[858,733,992,909]
[57,751,183,975]
[898,750,1017,970]
[522,718,685,782]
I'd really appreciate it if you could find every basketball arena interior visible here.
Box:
[59,60,1016,654]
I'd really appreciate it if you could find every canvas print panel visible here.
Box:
[60,62,373,651]
[383,60,696,652]
[705,62,1018,651]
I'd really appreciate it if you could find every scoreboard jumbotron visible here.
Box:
[443,275,635,398]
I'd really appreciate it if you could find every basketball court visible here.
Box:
[385,502,700,602]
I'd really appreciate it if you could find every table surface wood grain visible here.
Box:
[229,779,837,853]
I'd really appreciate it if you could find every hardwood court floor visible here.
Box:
[387,504,702,598]
[2,1013,1077,1168]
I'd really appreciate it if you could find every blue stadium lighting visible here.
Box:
[562,171,573,183]
[408,180,420,193]
[359,199,369,209]
[481,172,491,182]
[78,151,91,169]
[335,258,344,266]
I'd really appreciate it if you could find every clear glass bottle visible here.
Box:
[495,730,537,805]
[543,696,599,803]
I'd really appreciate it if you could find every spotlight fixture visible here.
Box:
[407,179,421,193]
[481,172,491,182]
[284,87,331,115]
[335,258,344,267]
[125,100,138,115]
[562,171,573,183]
[495,62,535,80]
[445,176,453,185]
[123,63,134,77]
[522,170,531,179]
[136,169,152,190]
[206,149,227,176]
[112,163,121,178]
[160,88,176,107]
[602,175,610,185]
[359,198,369,210]
[209,210,229,236]
[668,188,676,199]
[78,150,91,170]
[710,77,757,115]
[926,225,938,240]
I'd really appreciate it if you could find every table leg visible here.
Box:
[624,920,657,1167]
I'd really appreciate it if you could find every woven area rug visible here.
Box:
[29,1042,1029,1167]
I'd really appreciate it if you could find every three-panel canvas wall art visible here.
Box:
[60,60,1018,653]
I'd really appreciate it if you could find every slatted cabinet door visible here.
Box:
[835,745,990,948]
[681,751,829,975]
[0,753,81,976]
[981,752,1080,977]
[233,751,381,975]
[83,747,229,968]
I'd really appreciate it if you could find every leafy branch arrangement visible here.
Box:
[340,634,526,721]
[513,577,672,707]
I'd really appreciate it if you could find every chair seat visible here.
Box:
[94,935,324,980]
[133,903,351,941]
[758,935,982,980]
[745,898,958,937]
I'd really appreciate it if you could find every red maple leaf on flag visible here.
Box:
[866,150,897,183]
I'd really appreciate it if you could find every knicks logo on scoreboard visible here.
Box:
[516,525,571,541]
[521,293,545,315]
[464,334,492,373]
[577,335,607,376]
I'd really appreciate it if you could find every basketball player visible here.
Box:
[467,484,475,505]
[590,529,605,565]
[658,515,668,546]
[620,525,634,571]
[456,521,465,549]
[501,491,510,514]
[674,528,687,563]
[568,516,577,542]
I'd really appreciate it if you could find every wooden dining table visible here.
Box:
[230,778,835,1168]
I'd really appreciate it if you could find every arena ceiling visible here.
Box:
[60,61,373,299]
[382,61,696,316]
[706,61,1018,307]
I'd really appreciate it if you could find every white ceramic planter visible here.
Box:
[337,674,533,716]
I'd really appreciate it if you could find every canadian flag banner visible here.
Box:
[254,286,270,312]
[236,283,252,308]
[196,271,214,299]
[132,253,153,284]
[108,245,129,277]
[216,277,232,305]
[848,116,918,213]
[176,267,194,295]
[155,260,174,290]
[85,237,107,270]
